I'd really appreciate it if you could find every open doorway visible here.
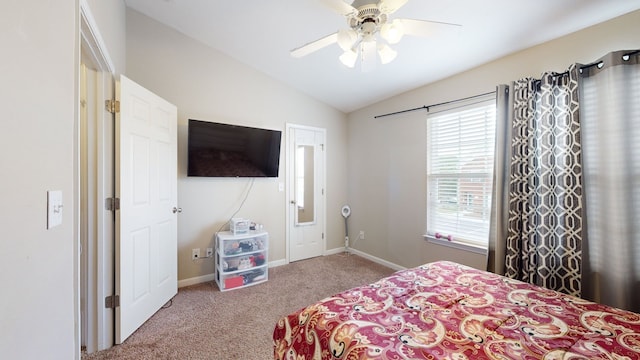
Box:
[79,6,179,352]
[79,4,116,353]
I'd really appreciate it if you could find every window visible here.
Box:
[426,97,496,249]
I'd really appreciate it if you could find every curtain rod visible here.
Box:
[375,50,640,119]
[548,49,640,78]
[581,49,640,70]
[374,91,495,119]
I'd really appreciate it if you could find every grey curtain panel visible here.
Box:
[486,85,512,277]
[490,50,640,312]
[579,50,640,313]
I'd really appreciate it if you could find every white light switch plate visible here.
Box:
[47,190,63,229]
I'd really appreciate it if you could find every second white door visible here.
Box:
[287,125,326,262]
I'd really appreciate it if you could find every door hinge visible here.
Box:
[106,197,120,211]
[105,295,120,309]
[105,99,120,114]
[322,233,324,240]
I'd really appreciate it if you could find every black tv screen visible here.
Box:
[187,119,282,177]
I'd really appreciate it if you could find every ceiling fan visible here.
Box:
[290,0,461,71]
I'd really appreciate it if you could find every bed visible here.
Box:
[273,261,640,359]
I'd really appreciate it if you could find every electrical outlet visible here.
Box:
[206,248,213,257]
[359,230,365,240]
[192,248,200,260]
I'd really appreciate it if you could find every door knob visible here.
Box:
[172,207,182,214]
[290,200,296,205]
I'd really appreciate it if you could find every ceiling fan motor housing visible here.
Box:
[348,4,388,39]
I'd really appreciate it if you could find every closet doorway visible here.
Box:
[79,4,179,353]
[79,8,116,351]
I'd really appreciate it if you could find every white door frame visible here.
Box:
[79,1,116,353]
[285,123,327,263]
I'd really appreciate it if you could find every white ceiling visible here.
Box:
[124,0,640,113]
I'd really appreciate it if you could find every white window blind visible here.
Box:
[426,98,496,247]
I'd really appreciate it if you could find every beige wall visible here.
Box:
[0,1,78,357]
[125,10,348,282]
[347,10,640,270]
[84,0,127,74]
[0,1,126,358]
[1,4,636,357]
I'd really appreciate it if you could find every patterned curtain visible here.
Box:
[503,65,584,297]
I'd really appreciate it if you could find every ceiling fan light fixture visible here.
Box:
[337,29,358,51]
[339,49,358,68]
[377,43,397,64]
[291,0,460,71]
[380,19,404,44]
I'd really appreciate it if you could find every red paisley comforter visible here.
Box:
[273,261,640,359]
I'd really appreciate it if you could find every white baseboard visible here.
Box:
[178,249,404,288]
[325,247,347,256]
[325,247,404,271]
[347,248,406,271]
[178,273,216,288]
[178,259,289,288]
[269,258,287,268]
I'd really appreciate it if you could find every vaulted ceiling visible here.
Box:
[125,0,640,113]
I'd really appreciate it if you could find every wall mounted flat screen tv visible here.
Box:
[187,119,282,177]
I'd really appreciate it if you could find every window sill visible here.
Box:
[423,235,488,255]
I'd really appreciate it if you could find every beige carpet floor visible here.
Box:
[82,253,395,360]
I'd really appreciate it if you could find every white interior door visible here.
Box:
[287,125,326,262]
[115,75,178,343]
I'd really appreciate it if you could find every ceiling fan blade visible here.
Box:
[378,0,409,14]
[398,18,462,37]
[318,0,357,16]
[291,32,339,58]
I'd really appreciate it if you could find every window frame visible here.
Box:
[424,95,496,253]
